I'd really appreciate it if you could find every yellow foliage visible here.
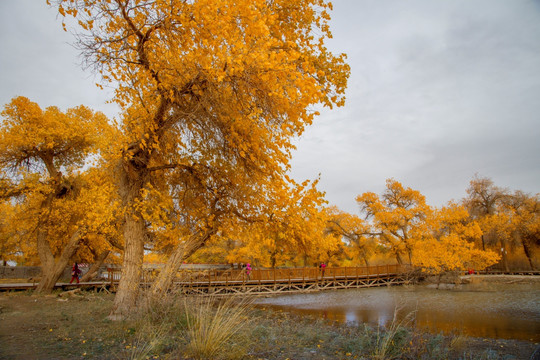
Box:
[356,179,432,265]
[47,0,350,310]
[325,206,376,266]
[0,96,110,176]
[0,96,119,266]
[413,203,500,274]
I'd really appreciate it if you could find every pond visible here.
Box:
[254,280,540,341]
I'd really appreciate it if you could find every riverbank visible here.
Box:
[422,273,540,289]
[1,290,538,359]
[460,274,540,284]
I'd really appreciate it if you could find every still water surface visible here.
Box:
[254,282,540,341]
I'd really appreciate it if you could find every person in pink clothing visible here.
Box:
[245,263,252,280]
[319,262,326,279]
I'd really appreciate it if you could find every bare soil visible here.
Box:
[0,291,128,360]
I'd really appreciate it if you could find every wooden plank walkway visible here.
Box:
[0,281,111,291]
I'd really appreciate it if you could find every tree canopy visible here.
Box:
[0,96,118,292]
[49,0,350,318]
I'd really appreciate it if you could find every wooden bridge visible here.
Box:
[107,264,413,295]
[3,264,538,294]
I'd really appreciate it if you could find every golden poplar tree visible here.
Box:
[52,0,349,318]
[413,203,499,279]
[325,206,376,267]
[499,191,539,270]
[462,176,539,271]
[356,180,500,276]
[356,179,431,265]
[0,96,116,292]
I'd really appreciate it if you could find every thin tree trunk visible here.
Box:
[151,230,214,296]
[500,240,510,273]
[36,228,83,293]
[270,247,278,269]
[363,257,369,267]
[81,250,111,282]
[521,237,536,271]
[395,252,403,265]
[36,196,55,273]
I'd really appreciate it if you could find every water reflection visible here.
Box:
[254,283,540,341]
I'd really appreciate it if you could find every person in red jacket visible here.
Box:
[70,262,81,284]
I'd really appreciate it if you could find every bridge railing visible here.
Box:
[107,264,411,285]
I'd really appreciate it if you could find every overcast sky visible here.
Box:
[1,0,539,214]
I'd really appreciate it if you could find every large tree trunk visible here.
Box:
[108,160,147,320]
[36,228,83,293]
[81,250,111,282]
[109,214,145,320]
[151,230,214,296]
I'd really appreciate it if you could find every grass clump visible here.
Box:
[183,295,253,360]
[119,291,253,360]
[370,307,415,360]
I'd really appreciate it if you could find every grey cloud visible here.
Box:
[291,0,540,213]
[0,0,538,215]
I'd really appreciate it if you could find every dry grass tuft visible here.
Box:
[372,305,416,360]
[184,295,253,360]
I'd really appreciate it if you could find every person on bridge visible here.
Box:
[70,262,81,284]
[245,263,252,280]
[320,262,326,279]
